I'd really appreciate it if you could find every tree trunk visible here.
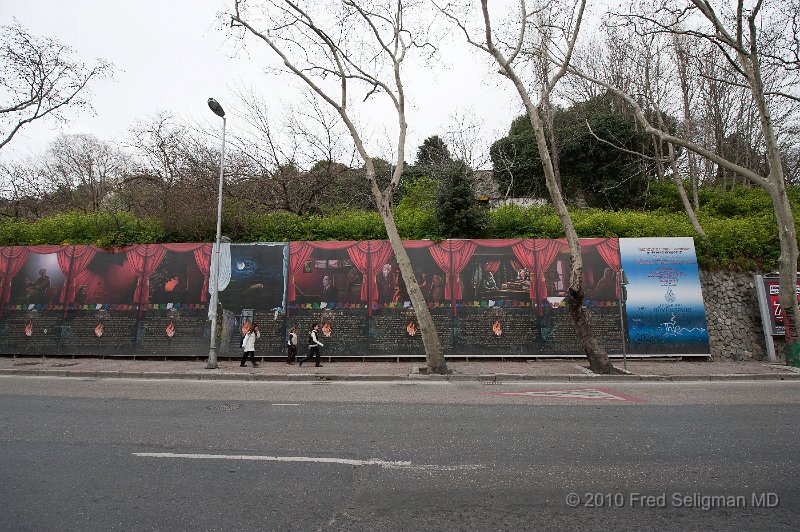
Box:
[473,0,617,374]
[375,192,448,374]
[514,81,618,374]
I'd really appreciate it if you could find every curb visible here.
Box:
[2,368,800,382]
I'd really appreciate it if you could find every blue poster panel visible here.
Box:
[619,237,710,355]
[217,243,286,313]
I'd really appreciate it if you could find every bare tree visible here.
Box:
[444,108,494,170]
[0,159,48,219]
[567,0,800,354]
[228,0,448,373]
[673,30,701,208]
[0,22,111,151]
[43,134,129,213]
[227,88,366,213]
[440,0,620,373]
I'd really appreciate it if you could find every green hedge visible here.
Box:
[0,211,162,249]
[0,188,793,270]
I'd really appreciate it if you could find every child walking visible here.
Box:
[299,323,324,368]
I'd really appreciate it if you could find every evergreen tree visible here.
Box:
[415,135,452,168]
[434,161,489,238]
[490,93,659,209]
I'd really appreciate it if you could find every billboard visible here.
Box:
[619,237,710,354]
[0,238,711,357]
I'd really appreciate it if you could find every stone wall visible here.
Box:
[700,269,780,361]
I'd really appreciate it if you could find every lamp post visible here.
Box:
[206,97,226,369]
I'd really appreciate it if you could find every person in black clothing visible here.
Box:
[299,322,324,367]
[286,325,298,364]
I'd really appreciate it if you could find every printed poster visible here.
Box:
[619,237,710,354]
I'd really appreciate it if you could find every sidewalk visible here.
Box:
[1,356,799,382]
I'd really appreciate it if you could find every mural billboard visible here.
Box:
[619,237,710,354]
[0,237,711,358]
[534,238,624,355]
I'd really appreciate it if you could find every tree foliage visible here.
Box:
[434,161,490,237]
[490,94,656,208]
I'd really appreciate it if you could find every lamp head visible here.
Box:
[207,98,225,118]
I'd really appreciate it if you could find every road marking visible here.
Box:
[487,387,647,403]
[271,403,300,406]
[133,452,483,471]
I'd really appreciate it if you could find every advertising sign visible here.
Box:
[760,277,800,335]
[619,237,710,354]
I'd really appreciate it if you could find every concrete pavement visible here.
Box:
[1,355,798,382]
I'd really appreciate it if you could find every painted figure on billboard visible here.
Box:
[6,250,66,307]
[376,263,398,304]
[25,269,51,302]
[320,275,335,301]
[589,268,617,301]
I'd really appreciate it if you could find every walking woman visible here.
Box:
[299,323,324,367]
[286,325,298,364]
[240,323,260,367]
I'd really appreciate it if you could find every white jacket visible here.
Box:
[242,329,260,351]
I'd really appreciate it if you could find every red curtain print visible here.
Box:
[511,239,536,300]
[193,244,211,303]
[0,247,30,305]
[347,240,392,308]
[429,240,476,300]
[161,243,212,303]
[126,245,167,304]
[59,246,98,304]
[532,239,562,301]
[287,242,313,302]
[345,243,369,302]
[595,238,621,272]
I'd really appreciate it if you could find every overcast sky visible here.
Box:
[0,0,523,166]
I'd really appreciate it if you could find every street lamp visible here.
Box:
[206,97,226,369]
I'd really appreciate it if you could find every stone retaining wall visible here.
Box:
[700,270,780,361]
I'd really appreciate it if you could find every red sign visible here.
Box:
[763,277,800,335]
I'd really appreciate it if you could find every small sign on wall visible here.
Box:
[757,276,800,336]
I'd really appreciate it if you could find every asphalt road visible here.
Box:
[1,377,799,531]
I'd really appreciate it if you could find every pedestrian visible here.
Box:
[240,323,260,367]
[299,322,324,368]
[286,325,298,364]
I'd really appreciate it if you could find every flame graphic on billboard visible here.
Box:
[166,320,175,338]
[492,320,502,336]
[406,321,417,336]
[94,322,105,338]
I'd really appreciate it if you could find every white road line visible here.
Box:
[133,452,483,471]
[271,403,300,406]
